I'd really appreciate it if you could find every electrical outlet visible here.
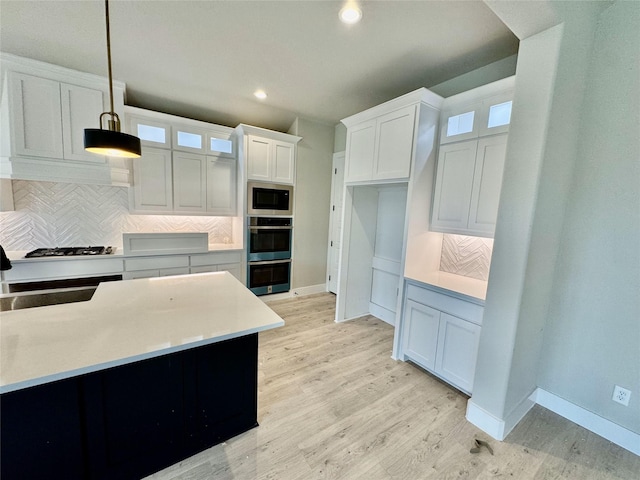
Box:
[612,385,631,406]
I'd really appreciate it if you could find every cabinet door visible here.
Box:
[272,141,295,184]
[128,115,171,149]
[467,135,508,236]
[61,83,107,163]
[246,135,271,181]
[217,263,242,281]
[9,72,63,159]
[173,151,207,213]
[478,91,513,137]
[131,147,173,212]
[431,140,478,233]
[374,105,416,180]
[206,156,237,215]
[345,119,376,182]
[402,299,441,371]
[173,125,206,153]
[439,103,481,145]
[435,313,481,393]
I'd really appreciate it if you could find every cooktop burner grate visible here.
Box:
[25,246,113,258]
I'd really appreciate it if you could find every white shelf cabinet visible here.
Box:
[431,134,507,237]
[344,104,416,183]
[400,281,483,394]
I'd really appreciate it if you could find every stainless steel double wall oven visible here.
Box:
[247,182,293,295]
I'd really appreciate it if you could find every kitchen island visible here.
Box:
[0,272,284,480]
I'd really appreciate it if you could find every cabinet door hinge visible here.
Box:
[332,205,335,211]
[329,275,331,281]
[334,168,337,174]
[331,240,333,247]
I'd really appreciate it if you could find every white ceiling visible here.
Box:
[0,1,519,132]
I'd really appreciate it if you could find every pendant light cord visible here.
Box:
[104,0,116,119]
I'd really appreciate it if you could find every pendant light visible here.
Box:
[84,0,141,158]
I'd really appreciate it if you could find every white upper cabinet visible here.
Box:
[344,104,418,183]
[246,135,296,184]
[131,147,173,213]
[61,83,107,163]
[126,107,239,216]
[345,119,376,182]
[431,140,478,232]
[206,156,237,215]
[9,73,107,163]
[431,134,507,237]
[439,77,514,144]
[0,54,128,185]
[172,125,235,158]
[9,73,64,159]
[129,115,172,149]
[375,106,417,180]
[236,124,301,186]
[431,76,514,237]
[173,151,207,213]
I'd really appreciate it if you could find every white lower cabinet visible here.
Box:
[400,282,483,394]
[123,256,190,280]
[189,251,243,283]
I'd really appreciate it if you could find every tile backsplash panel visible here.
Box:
[0,181,234,251]
[439,234,493,281]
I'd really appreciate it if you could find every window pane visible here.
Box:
[177,131,202,149]
[447,111,475,137]
[137,124,166,143]
[210,137,233,154]
[487,101,512,128]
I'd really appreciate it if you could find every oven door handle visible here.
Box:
[248,259,292,266]
[248,226,293,230]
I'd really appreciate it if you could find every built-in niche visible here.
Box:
[337,183,407,325]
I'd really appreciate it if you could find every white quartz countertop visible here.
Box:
[404,271,487,303]
[0,272,284,394]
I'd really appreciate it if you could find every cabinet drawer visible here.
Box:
[190,252,242,267]
[124,256,189,272]
[406,283,483,325]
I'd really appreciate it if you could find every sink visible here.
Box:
[0,287,96,312]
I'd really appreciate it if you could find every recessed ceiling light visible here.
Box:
[254,90,267,100]
[339,4,362,24]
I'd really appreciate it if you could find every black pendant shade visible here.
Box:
[84,128,141,158]
[84,0,141,159]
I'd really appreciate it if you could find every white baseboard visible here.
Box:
[467,389,640,456]
[466,392,536,441]
[466,399,509,440]
[292,283,327,297]
[369,302,396,325]
[260,284,327,303]
[533,388,640,456]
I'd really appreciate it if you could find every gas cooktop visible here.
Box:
[25,246,114,258]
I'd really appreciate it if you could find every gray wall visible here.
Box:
[471,0,639,437]
[288,117,335,289]
[428,54,518,98]
[537,0,640,432]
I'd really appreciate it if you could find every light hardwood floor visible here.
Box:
[146,293,639,479]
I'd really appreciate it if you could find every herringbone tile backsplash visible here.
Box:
[0,181,234,251]
[440,234,493,281]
